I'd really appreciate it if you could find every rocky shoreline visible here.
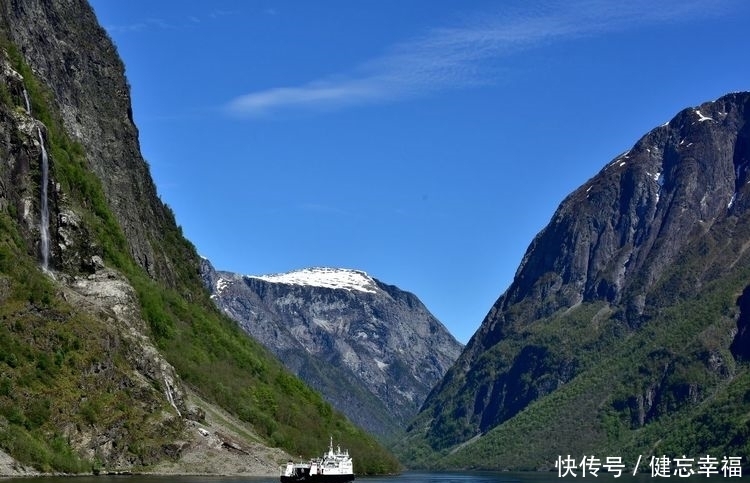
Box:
[0,388,289,479]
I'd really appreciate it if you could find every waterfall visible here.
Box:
[37,128,50,271]
[23,88,31,114]
[163,376,182,417]
[23,88,50,271]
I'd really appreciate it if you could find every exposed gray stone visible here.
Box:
[202,259,463,439]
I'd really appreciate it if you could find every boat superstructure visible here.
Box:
[280,437,354,483]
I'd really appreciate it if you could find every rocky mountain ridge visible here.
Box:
[400,92,750,469]
[202,261,464,440]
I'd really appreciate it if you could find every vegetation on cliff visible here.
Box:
[399,271,750,469]
[0,15,398,475]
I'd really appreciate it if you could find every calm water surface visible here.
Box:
[3,471,748,483]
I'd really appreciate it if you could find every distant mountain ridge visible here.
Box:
[202,261,464,439]
[399,92,750,469]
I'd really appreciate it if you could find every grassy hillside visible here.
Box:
[0,37,399,474]
[0,211,178,473]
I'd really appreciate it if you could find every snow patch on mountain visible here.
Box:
[247,267,379,294]
[215,277,231,294]
[694,109,714,122]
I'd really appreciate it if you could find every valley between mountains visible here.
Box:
[0,0,749,476]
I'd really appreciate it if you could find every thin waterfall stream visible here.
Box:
[23,88,31,114]
[23,88,50,271]
[38,128,50,271]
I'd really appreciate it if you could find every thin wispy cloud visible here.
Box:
[104,8,241,34]
[208,9,239,20]
[104,17,176,34]
[226,0,737,117]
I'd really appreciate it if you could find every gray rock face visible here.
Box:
[1,0,192,285]
[413,92,750,455]
[503,93,750,325]
[461,93,750,360]
[202,260,463,439]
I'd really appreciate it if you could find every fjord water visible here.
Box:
[3,471,740,483]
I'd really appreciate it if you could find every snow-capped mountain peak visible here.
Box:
[246,267,379,294]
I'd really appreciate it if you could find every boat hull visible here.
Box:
[281,474,355,483]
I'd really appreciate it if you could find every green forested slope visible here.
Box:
[399,269,750,470]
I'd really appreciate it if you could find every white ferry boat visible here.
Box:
[280,437,355,483]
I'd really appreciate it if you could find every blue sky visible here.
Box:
[89,0,750,344]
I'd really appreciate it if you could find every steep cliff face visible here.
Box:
[202,261,463,439]
[0,0,400,476]
[402,92,750,469]
[1,0,190,285]
[490,93,750,331]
